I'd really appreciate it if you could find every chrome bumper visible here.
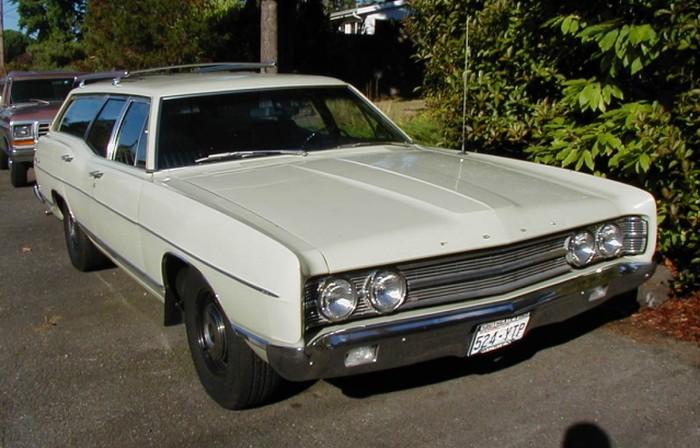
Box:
[266,261,656,381]
[34,183,48,204]
[10,147,36,164]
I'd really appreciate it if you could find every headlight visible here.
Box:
[366,269,407,313]
[318,278,357,321]
[597,223,623,258]
[566,231,596,267]
[13,124,34,140]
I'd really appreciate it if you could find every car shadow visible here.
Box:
[321,291,640,399]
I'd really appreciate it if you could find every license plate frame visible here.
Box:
[468,313,531,356]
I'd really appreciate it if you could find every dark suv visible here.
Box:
[0,71,81,187]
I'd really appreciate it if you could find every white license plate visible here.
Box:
[468,313,531,356]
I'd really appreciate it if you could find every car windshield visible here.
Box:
[156,86,409,169]
[10,78,75,104]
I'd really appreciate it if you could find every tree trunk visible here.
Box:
[260,0,278,73]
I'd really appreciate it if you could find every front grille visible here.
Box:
[304,216,648,330]
[37,123,51,138]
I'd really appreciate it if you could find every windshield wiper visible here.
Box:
[29,98,51,105]
[335,140,411,149]
[195,149,308,164]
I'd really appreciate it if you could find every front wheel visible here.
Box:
[10,161,28,187]
[183,269,280,409]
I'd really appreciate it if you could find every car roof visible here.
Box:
[70,72,349,99]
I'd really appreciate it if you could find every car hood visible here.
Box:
[166,146,631,273]
[5,102,62,121]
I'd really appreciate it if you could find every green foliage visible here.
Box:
[83,0,216,69]
[9,0,87,69]
[2,30,32,62]
[407,0,700,293]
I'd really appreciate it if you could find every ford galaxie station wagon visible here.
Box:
[34,63,657,409]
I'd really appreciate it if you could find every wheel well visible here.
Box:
[52,193,67,218]
[162,254,190,326]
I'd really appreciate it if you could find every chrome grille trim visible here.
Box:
[37,122,51,138]
[304,216,649,330]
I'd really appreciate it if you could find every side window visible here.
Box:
[113,101,149,168]
[57,96,105,139]
[85,98,126,157]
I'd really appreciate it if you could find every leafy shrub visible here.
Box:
[407,0,699,293]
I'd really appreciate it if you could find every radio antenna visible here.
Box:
[461,16,470,154]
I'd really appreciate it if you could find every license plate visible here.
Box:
[468,313,530,356]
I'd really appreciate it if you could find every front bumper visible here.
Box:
[10,146,36,164]
[266,261,656,381]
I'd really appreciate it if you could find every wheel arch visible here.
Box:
[51,191,67,219]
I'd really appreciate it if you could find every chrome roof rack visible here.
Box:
[112,62,277,86]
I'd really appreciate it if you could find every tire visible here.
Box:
[10,161,28,187]
[0,151,8,170]
[183,268,280,409]
[62,204,111,271]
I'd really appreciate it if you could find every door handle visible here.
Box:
[89,170,104,179]
[61,154,73,162]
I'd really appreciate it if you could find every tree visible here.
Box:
[9,0,86,68]
[83,0,217,70]
[407,0,699,292]
[3,30,31,63]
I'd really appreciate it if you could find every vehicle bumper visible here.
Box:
[265,261,656,381]
[10,147,36,164]
[34,183,48,204]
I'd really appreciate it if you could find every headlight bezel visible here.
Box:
[566,220,632,268]
[12,123,35,140]
[313,268,408,324]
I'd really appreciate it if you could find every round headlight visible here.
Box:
[597,223,623,258]
[318,278,357,322]
[566,231,596,267]
[366,269,407,313]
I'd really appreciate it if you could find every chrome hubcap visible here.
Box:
[199,302,227,364]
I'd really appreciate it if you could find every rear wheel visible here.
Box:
[183,269,280,409]
[10,161,28,187]
[62,204,111,271]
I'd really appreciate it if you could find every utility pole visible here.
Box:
[260,0,278,73]
[0,0,6,75]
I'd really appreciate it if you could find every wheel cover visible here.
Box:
[197,298,228,375]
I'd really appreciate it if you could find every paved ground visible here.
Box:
[1,170,699,447]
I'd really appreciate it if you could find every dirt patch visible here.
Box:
[611,293,700,346]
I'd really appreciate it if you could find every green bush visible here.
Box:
[407,0,699,293]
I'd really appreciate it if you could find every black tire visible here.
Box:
[10,161,28,187]
[183,268,280,409]
[62,204,111,271]
[0,151,8,170]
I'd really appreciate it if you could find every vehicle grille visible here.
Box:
[37,123,51,138]
[304,216,648,329]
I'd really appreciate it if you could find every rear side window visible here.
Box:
[58,96,104,138]
[114,101,149,168]
[86,98,126,157]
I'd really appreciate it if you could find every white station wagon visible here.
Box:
[34,63,657,409]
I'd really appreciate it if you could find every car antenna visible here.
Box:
[461,15,470,155]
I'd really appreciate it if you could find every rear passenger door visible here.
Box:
[87,97,151,275]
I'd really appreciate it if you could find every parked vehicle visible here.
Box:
[0,71,82,187]
[34,63,657,409]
